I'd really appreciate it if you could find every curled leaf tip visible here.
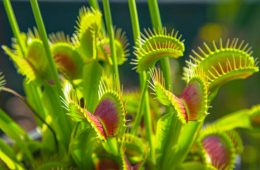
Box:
[133,27,185,72]
[184,38,259,90]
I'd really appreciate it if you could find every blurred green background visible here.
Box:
[0,0,260,169]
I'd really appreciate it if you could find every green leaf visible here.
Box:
[23,81,47,120]
[42,85,71,150]
[70,127,96,169]
[155,112,174,162]
[35,162,66,170]
[102,137,118,156]
[177,162,209,170]
[0,109,32,162]
[155,106,184,170]
[169,121,202,168]
[82,61,102,112]
[0,138,24,170]
[207,105,260,132]
[0,151,24,170]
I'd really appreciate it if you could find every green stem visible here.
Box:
[131,73,148,134]
[30,0,71,150]
[143,88,155,165]
[147,0,162,29]
[147,0,172,91]
[68,122,80,155]
[128,0,140,47]
[102,0,120,88]
[162,118,182,169]
[3,0,26,57]
[44,85,71,148]
[171,121,202,169]
[33,84,47,118]
[30,0,62,93]
[128,0,145,87]
[128,0,155,165]
[89,0,99,9]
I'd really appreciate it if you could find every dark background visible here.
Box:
[0,0,260,169]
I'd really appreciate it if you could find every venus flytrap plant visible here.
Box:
[198,128,237,170]
[132,28,185,72]
[62,80,126,169]
[74,7,102,60]
[63,80,126,141]
[168,38,259,167]
[1,30,42,82]
[149,67,208,169]
[194,127,244,170]
[97,28,130,66]
[49,32,84,80]
[183,39,259,92]
[1,0,260,169]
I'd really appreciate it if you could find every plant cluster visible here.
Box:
[0,0,260,170]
